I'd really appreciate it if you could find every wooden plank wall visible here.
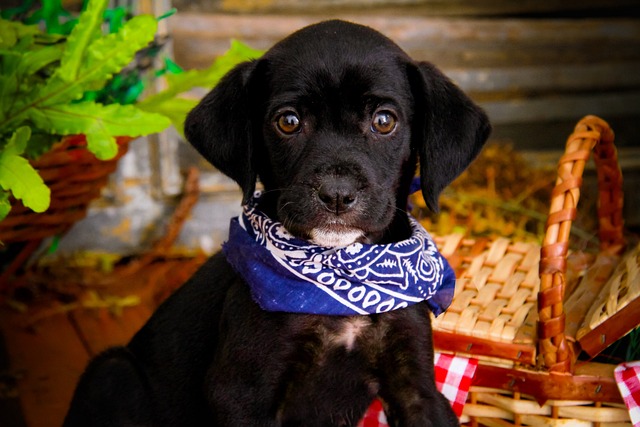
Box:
[169,12,640,226]
[173,0,640,17]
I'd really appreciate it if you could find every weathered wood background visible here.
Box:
[167,4,640,227]
[170,13,640,149]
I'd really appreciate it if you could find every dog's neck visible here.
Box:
[254,191,413,247]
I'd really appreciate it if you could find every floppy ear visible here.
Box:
[408,61,491,212]
[184,60,258,203]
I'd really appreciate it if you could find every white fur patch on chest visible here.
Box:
[330,317,372,351]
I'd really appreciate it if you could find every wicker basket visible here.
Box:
[432,115,635,426]
[0,135,131,243]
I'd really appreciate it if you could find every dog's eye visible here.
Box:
[371,111,397,134]
[276,112,301,135]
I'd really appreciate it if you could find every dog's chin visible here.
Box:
[309,227,364,248]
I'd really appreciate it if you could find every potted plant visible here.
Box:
[0,0,262,243]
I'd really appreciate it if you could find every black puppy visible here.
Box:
[63,20,490,427]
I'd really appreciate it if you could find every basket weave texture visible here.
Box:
[0,135,131,243]
[431,116,634,426]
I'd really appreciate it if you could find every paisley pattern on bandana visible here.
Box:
[222,194,456,316]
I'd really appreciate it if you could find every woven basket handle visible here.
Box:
[538,115,625,373]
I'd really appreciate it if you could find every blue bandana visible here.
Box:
[222,195,456,316]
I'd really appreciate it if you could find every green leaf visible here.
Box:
[57,18,79,36]
[46,235,60,254]
[3,126,31,155]
[0,21,18,49]
[0,19,40,49]
[55,0,109,82]
[0,191,10,222]
[0,75,18,119]
[36,14,157,108]
[17,43,64,79]
[137,40,263,110]
[27,102,171,159]
[104,7,128,34]
[0,155,50,213]
[163,57,183,74]
[85,131,118,160]
[40,0,71,35]
[137,96,197,136]
[0,127,50,213]
[157,8,177,22]
[29,101,171,136]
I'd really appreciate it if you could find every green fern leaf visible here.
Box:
[85,131,118,160]
[0,155,50,213]
[2,126,30,155]
[136,97,196,136]
[0,127,50,213]
[138,40,263,110]
[27,101,171,159]
[0,19,40,49]
[17,43,64,79]
[0,191,10,221]
[54,0,108,82]
[32,14,157,108]
[0,75,18,120]
[28,101,171,137]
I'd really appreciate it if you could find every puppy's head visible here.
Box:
[186,20,490,247]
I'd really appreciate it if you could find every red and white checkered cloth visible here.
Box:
[615,361,640,427]
[357,352,478,427]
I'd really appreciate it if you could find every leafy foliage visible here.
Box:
[2,0,76,35]
[0,0,262,226]
[0,0,169,221]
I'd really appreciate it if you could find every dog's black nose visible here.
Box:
[317,177,358,215]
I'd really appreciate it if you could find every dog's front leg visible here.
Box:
[63,347,156,427]
[206,353,284,427]
[380,385,458,427]
[378,306,459,427]
[379,359,459,427]
[205,287,289,427]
